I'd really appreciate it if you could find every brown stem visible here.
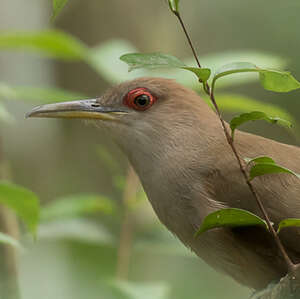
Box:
[173,11,295,272]
[116,166,140,280]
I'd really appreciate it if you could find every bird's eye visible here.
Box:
[124,88,156,111]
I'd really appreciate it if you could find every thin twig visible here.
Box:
[172,10,296,272]
[116,166,140,280]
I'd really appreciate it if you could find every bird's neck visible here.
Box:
[117,107,224,234]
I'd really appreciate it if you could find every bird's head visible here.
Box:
[27,77,217,166]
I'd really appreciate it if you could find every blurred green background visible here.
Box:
[0,1,300,299]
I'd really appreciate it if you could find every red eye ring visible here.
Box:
[124,88,156,111]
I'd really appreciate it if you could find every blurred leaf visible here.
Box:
[111,280,170,299]
[41,194,116,222]
[51,0,68,21]
[0,30,87,60]
[88,39,147,83]
[210,93,296,124]
[230,111,292,138]
[0,82,85,103]
[213,62,300,92]
[246,156,300,180]
[168,0,180,13]
[38,218,115,245]
[277,218,300,233]
[96,146,122,175]
[259,70,300,92]
[0,102,14,124]
[120,53,185,71]
[0,232,22,249]
[195,208,267,236]
[0,181,40,237]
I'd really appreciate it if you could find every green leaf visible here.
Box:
[168,0,180,14]
[0,181,40,237]
[259,70,300,92]
[246,156,300,180]
[41,194,116,222]
[120,53,185,71]
[212,62,300,93]
[0,82,85,104]
[111,280,170,299]
[277,218,300,233]
[249,163,300,181]
[39,219,115,245]
[120,53,211,82]
[182,67,211,82]
[88,39,147,83]
[51,0,68,21]
[195,208,268,237]
[230,111,292,138]
[244,156,275,164]
[0,232,22,249]
[0,30,87,60]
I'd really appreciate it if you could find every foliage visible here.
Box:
[245,156,300,181]
[195,208,268,236]
[230,111,292,139]
[0,1,299,298]
[0,181,39,237]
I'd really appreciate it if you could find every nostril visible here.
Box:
[91,103,100,107]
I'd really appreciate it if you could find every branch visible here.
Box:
[116,166,140,279]
[172,9,295,273]
[250,270,300,299]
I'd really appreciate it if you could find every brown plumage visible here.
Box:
[27,77,300,290]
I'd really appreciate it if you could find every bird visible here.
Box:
[26,77,300,290]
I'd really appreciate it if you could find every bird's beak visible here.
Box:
[26,99,127,120]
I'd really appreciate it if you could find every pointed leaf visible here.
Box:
[195,208,268,237]
[277,218,300,233]
[259,70,300,92]
[0,181,40,237]
[120,53,185,71]
[0,232,22,249]
[168,0,180,13]
[214,62,258,80]
[245,156,275,164]
[0,30,87,60]
[41,194,116,222]
[120,53,211,82]
[51,0,68,21]
[249,163,300,181]
[230,111,292,138]
[183,67,211,82]
[213,62,300,93]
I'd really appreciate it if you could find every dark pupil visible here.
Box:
[134,94,149,107]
